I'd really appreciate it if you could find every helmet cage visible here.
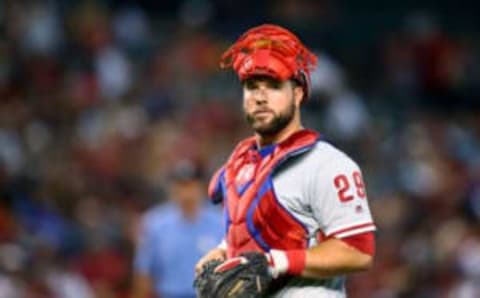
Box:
[221,24,317,99]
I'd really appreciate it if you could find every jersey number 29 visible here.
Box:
[333,171,366,202]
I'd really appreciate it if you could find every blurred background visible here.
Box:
[0,0,479,297]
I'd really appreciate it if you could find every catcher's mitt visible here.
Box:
[194,252,273,298]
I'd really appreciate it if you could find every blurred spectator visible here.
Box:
[131,160,223,298]
[95,46,132,101]
[16,2,64,56]
[113,5,151,56]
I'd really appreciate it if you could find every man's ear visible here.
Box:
[294,85,304,107]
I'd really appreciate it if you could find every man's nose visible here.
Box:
[253,88,268,103]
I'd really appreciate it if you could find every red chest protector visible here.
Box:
[208,129,319,258]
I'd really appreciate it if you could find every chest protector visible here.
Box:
[208,129,319,258]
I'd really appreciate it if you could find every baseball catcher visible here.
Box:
[195,24,376,298]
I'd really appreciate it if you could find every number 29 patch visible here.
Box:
[333,171,366,202]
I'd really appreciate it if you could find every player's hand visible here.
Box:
[195,247,227,275]
[194,251,272,298]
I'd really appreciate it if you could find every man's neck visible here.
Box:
[179,201,201,222]
[256,122,303,148]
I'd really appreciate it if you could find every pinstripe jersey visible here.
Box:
[261,140,375,297]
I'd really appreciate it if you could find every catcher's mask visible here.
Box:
[220,24,318,100]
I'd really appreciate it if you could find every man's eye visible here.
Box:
[268,81,282,89]
[244,81,258,90]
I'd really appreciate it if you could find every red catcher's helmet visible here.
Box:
[220,24,318,99]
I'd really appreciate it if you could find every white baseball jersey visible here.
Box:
[268,140,376,297]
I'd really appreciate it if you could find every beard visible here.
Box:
[245,101,296,137]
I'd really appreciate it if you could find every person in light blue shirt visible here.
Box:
[132,160,224,298]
